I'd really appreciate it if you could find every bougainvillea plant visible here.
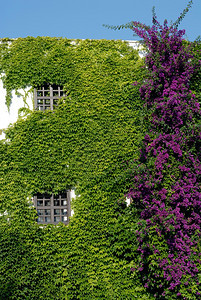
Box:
[126,1,201,299]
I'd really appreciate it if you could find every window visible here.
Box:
[34,84,66,111]
[33,191,71,225]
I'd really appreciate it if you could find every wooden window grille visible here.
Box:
[34,84,66,111]
[33,191,71,225]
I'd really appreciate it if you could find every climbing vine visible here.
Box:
[0,2,201,298]
[0,38,151,299]
[122,3,201,299]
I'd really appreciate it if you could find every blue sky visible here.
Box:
[0,0,201,41]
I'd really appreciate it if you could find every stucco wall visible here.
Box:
[0,80,33,139]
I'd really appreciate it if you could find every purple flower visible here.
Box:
[128,12,201,296]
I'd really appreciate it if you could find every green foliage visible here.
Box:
[1,38,146,193]
[172,0,193,29]
[0,37,151,299]
[189,40,201,102]
[1,32,200,299]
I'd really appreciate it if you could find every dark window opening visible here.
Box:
[34,84,67,111]
[33,191,71,225]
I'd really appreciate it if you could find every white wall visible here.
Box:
[127,40,145,58]
[0,80,33,139]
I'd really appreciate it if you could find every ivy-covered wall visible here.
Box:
[0,36,200,299]
[0,37,152,299]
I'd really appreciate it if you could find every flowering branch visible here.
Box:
[127,3,201,298]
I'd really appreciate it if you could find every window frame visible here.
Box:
[33,191,71,225]
[34,84,66,111]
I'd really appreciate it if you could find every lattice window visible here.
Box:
[33,191,71,225]
[34,84,66,111]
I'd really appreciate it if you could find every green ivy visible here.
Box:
[0,37,151,299]
[1,36,200,299]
